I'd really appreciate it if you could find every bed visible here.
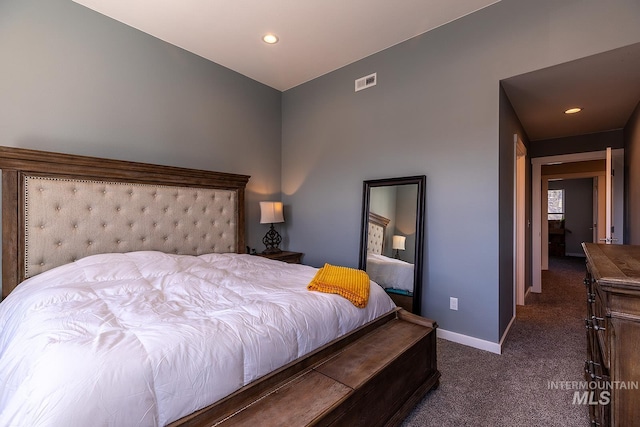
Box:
[0,146,439,426]
[367,253,414,293]
[366,212,414,294]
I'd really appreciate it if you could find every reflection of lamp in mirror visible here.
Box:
[392,235,406,259]
[260,201,284,254]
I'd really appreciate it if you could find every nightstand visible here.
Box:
[255,251,303,264]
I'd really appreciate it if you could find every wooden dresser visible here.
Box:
[582,243,640,427]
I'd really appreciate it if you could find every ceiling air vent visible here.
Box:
[355,73,377,92]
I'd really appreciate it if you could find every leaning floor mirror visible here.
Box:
[359,175,426,314]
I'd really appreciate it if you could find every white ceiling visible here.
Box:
[72,0,501,91]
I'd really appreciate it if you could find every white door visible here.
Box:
[604,147,613,244]
[611,148,624,244]
[514,136,526,306]
[592,177,598,243]
[602,147,623,244]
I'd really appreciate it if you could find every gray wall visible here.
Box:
[625,101,640,244]
[548,179,594,256]
[282,0,640,343]
[0,0,282,250]
[498,86,531,338]
[395,185,418,263]
[368,184,417,262]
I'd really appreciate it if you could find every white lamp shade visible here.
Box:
[392,235,406,250]
[260,201,284,224]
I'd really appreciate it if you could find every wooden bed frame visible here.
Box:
[0,146,439,426]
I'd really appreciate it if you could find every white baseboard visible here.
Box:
[437,328,502,354]
[498,315,516,352]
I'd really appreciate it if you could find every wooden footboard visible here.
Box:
[169,308,439,427]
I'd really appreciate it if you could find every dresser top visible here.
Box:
[583,243,640,290]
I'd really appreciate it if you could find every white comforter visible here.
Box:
[366,253,415,292]
[0,252,395,426]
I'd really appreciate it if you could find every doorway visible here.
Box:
[531,149,624,292]
[547,178,594,257]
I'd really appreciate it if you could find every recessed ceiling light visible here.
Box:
[262,34,279,44]
[564,107,582,114]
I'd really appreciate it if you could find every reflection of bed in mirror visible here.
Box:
[367,253,414,294]
[366,211,414,294]
[366,211,415,311]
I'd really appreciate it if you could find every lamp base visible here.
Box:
[262,223,282,254]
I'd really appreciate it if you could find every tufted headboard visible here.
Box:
[0,146,249,299]
[367,212,390,255]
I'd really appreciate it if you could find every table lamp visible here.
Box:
[392,235,406,259]
[260,201,284,254]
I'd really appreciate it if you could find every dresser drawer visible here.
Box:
[585,268,610,370]
[584,334,609,384]
[591,286,610,370]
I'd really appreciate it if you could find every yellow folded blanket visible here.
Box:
[307,263,370,308]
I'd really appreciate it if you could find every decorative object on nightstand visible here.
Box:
[392,235,406,259]
[260,201,284,254]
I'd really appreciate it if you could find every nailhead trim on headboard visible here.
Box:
[24,176,238,278]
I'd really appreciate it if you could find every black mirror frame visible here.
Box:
[359,175,426,315]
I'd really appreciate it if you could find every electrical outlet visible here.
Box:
[450,297,458,311]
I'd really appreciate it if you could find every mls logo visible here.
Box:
[573,391,611,405]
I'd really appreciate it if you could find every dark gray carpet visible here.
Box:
[402,256,590,427]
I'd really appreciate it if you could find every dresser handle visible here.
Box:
[591,315,606,331]
[584,361,602,380]
[585,318,606,331]
[585,360,600,367]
